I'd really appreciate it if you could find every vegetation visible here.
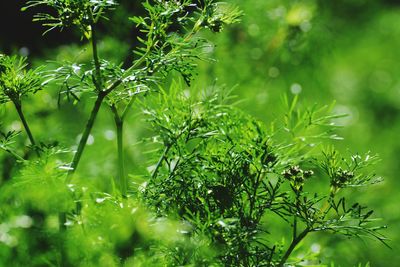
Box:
[1,0,396,266]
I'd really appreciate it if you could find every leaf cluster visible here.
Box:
[0,157,216,266]
[0,55,43,105]
[0,1,388,266]
[321,148,382,191]
[23,0,117,36]
[141,86,388,266]
[130,0,242,86]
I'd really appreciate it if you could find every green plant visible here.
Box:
[22,0,241,195]
[0,0,388,266]
[1,0,239,265]
[141,88,388,266]
[0,55,43,156]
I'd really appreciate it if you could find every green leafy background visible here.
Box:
[1,0,399,266]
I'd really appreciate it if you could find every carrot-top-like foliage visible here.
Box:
[0,1,387,266]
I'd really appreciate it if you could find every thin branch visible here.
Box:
[66,22,105,179]
[12,100,40,157]
[152,145,171,179]
[0,144,26,162]
[121,94,138,121]
[278,227,309,267]
[110,104,127,197]
[66,92,106,180]
[90,21,102,90]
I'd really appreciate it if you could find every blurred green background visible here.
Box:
[1,0,399,266]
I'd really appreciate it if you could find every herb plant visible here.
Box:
[0,1,387,266]
[141,89,387,266]
[0,55,43,156]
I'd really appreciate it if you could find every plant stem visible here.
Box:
[91,23,102,89]
[121,95,138,120]
[116,118,126,197]
[66,92,105,181]
[292,217,297,240]
[110,93,139,196]
[110,104,127,197]
[0,145,25,161]
[152,145,171,179]
[66,23,105,180]
[277,227,309,267]
[58,212,69,267]
[107,88,141,197]
[13,100,39,156]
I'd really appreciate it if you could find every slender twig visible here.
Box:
[58,212,68,267]
[116,119,126,197]
[66,92,106,180]
[107,93,139,197]
[152,145,171,179]
[12,100,40,156]
[121,94,138,120]
[0,144,25,161]
[103,50,150,96]
[90,23,102,90]
[278,227,310,267]
[110,104,127,197]
[66,22,105,179]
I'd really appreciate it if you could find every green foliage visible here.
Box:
[126,0,242,88]
[0,55,42,105]
[23,0,242,182]
[0,0,390,266]
[0,130,24,162]
[23,0,117,36]
[141,85,387,266]
[0,156,216,266]
[321,149,382,191]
